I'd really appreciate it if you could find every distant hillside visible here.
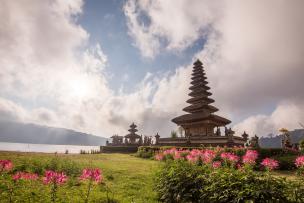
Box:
[259,129,304,148]
[0,121,107,146]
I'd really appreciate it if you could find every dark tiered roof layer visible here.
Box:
[125,123,141,138]
[172,59,231,126]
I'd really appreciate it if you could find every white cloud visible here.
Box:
[124,0,222,58]
[0,0,184,138]
[0,98,28,122]
[0,0,304,140]
[124,0,304,136]
[234,102,304,136]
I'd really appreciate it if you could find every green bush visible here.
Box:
[100,146,138,153]
[257,148,299,158]
[300,139,304,151]
[272,155,297,170]
[154,161,297,203]
[135,150,154,159]
[154,160,207,202]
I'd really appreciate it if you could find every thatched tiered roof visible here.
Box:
[172,59,231,126]
[124,123,141,139]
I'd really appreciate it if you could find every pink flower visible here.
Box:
[163,148,177,155]
[173,151,184,160]
[220,152,239,163]
[186,154,198,163]
[43,170,67,185]
[13,172,38,181]
[155,153,164,161]
[295,156,304,168]
[0,160,13,171]
[261,158,279,170]
[201,150,216,164]
[80,168,102,183]
[190,149,202,156]
[212,161,221,169]
[242,150,258,165]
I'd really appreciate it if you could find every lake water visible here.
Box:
[0,142,101,154]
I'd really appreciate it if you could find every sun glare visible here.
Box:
[67,77,92,99]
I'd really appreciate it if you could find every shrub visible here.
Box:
[100,146,138,153]
[300,139,304,151]
[257,148,299,159]
[153,148,304,202]
[135,150,154,159]
[155,161,290,203]
[272,155,297,170]
[154,160,207,202]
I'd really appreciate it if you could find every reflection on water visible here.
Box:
[0,142,100,154]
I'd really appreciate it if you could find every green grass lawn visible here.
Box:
[0,151,299,203]
[0,152,160,203]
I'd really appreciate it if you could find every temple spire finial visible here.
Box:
[194,59,203,66]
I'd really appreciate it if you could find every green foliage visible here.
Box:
[257,148,299,158]
[154,160,206,202]
[13,156,82,176]
[170,131,178,138]
[300,139,304,151]
[136,146,157,159]
[135,149,154,159]
[100,146,138,153]
[154,161,302,203]
[0,152,158,202]
[272,155,297,170]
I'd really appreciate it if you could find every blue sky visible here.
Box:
[0,0,303,138]
[79,0,204,92]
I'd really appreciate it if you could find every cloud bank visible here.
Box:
[124,0,304,136]
[0,0,303,140]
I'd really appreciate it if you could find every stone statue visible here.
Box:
[241,131,249,141]
[281,129,292,149]
[124,137,128,144]
[249,135,259,148]
[225,127,228,136]
[216,127,221,136]
[155,133,160,145]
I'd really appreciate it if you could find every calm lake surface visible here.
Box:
[0,142,101,153]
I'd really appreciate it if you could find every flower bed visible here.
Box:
[0,159,116,202]
[153,148,304,202]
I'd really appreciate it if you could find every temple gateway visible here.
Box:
[155,59,248,147]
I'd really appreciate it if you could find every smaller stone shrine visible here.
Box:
[124,123,141,145]
[106,123,153,146]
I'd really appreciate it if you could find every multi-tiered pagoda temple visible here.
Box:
[156,59,248,147]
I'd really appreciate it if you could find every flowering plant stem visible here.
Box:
[8,180,16,203]
[51,181,58,203]
[84,179,93,203]
[8,186,13,203]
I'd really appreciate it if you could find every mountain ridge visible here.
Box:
[0,120,107,146]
